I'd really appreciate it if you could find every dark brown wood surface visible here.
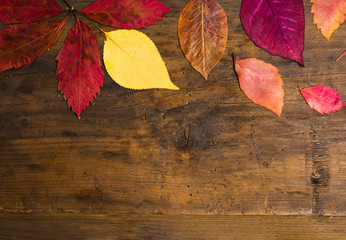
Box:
[0,0,345,238]
[1,214,346,239]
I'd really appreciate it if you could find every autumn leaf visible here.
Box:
[56,18,104,118]
[81,0,171,29]
[178,0,227,80]
[300,85,345,114]
[0,17,67,72]
[336,51,346,61]
[103,29,179,90]
[311,0,346,41]
[234,56,284,116]
[0,0,65,24]
[240,0,305,66]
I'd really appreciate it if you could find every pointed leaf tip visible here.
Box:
[336,51,346,61]
[178,0,228,80]
[234,56,284,116]
[56,18,104,117]
[103,29,179,90]
[300,85,345,115]
[240,0,305,66]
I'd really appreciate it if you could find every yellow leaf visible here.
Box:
[103,29,179,90]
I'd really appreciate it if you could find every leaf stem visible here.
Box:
[61,0,73,10]
[75,10,106,33]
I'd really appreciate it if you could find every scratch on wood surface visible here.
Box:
[92,175,103,193]
[309,126,330,215]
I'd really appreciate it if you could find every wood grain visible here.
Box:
[1,214,346,240]
[0,0,346,237]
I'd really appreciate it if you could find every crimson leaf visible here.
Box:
[56,18,104,117]
[81,0,171,29]
[300,85,345,114]
[0,17,67,72]
[240,0,305,66]
[0,0,65,24]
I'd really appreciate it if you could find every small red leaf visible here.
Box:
[240,0,305,66]
[0,0,64,24]
[234,56,284,116]
[300,85,345,114]
[0,17,67,72]
[81,0,171,29]
[56,18,104,118]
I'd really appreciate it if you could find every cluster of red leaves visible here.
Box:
[178,0,344,116]
[0,0,171,117]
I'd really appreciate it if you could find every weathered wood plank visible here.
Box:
[0,0,345,216]
[1,214,346,240]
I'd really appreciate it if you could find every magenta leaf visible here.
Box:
[300,85,345,114]
[0,0,65,24]
[240,0,305,66]
[56,18,104,118]
[0,18,67,72]
[81,0,171,29]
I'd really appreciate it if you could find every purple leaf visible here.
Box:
[240,0,305,66]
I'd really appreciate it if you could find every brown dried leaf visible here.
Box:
[178,0,227,80]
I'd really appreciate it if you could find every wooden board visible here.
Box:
[1,214,346,240]
[0,0,346,238]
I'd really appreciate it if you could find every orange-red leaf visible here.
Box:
[336,50,346,61]
[178,0,227,80]
[300,85,345,114]
[56,18,104,118]
[0,0,64,24]
[0,17,67,72]
[311,0,346,41]
[234,56,284,116]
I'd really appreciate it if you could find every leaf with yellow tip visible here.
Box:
[103,29,179,90]
[336,50,346,61]
[311,0,346,41]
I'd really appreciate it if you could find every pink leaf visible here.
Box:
[56,18,104,118]
[0,17,67,72]
[300,85,345,114]
[81,0,171,29]
[0,0,64,24]
[234,56,284,116]
[240,0,305,66]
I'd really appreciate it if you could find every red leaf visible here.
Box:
[56,18,104,118]
[81,0,171,29]
[300,85,345,115]
[0,17,67,72]
[240,0,305,66]
[0,0,64,24]
[336,51,346,61]
[234,56,284,116]
[178,0,228,80]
